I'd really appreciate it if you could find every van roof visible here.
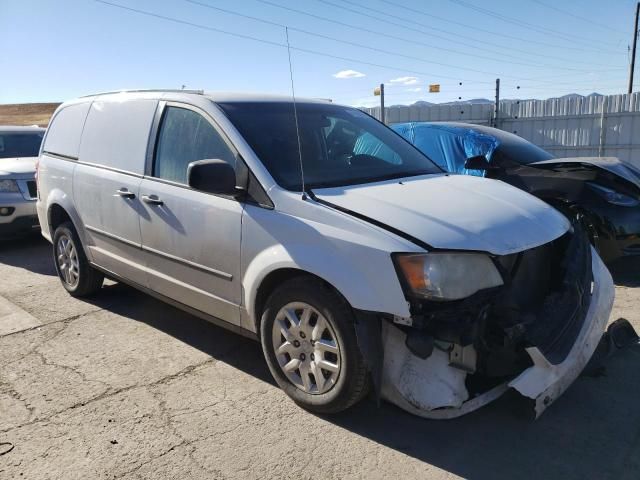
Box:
[0,125,46,132]
[77,89,331,105]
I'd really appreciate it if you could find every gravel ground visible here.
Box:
[1,235,639,480]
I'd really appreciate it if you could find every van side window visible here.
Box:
[154,107,235,184]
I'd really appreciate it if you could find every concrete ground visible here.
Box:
[0,236,639,480]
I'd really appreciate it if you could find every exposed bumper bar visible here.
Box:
[508,249,614,417]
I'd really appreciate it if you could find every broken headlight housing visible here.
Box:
[393,252,504,301]
[0,179,19,193]
[587,182,640,207]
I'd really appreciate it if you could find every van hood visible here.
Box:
[0,157,37,178]
[530,156,640,188]
[313,174,570,256]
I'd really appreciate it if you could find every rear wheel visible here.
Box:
[52,222,104,297]
[260,277,370,414]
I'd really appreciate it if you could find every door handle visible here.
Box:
[141,194,164,206]
[116,188,136,199]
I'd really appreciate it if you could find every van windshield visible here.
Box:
[217,102,441,190]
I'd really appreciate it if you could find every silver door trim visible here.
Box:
[86,224,233,281]
[141,244,234,281]
[85,224,140,248]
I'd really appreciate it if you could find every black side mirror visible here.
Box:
[464,155,498,171]
[187,159,237,195]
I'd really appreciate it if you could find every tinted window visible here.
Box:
[492,138,554,165]
[0,132,44,158]
[218,102,440,190]
[154,107,235,184]
[466,126,554,165]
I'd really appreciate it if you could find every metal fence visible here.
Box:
[364,93,640,167]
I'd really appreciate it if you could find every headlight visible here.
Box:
[393,253,504,301]
[587,182,640,207]
[0,179,19,193]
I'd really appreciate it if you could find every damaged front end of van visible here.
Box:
[358,227,615,419]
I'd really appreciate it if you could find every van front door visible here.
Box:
[139,104,243,325]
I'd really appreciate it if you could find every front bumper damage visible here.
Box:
[378,246,615,419]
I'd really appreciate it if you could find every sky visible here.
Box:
[0,0,636,106]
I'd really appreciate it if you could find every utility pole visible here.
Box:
[494,78,500,128]
[629,2,639,94]
[380,83,385,124]
[374,83,385,123]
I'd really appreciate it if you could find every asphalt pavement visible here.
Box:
[1,235,639,480]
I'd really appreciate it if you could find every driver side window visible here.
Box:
[154,106,235,184]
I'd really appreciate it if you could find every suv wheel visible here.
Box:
[260,277,370,414]
[53,221,104,297]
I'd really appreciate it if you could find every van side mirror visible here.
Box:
[187,159,237,195]
[464,155,498,171]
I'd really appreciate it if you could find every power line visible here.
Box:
[447,0,621,47]
[530,0,623,34]
[334,0,619,55]
[186,0,603,74]
[259,0,613,67]
[258,0,626,84]
[378,0,622,55]
[91,0,494,85]
[319,0,624,67]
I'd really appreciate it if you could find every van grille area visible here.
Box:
[26,181,37,199]
[394,227,593,381]
[493,228,593,365]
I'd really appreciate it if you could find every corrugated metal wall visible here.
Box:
[364,93,640,168]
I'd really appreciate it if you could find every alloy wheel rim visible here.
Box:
[272,302,341,395]
[57,234,80,288]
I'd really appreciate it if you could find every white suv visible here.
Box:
[37,90,614,418]
[0,126,44,237]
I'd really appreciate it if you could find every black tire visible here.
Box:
[52,221,104,297]
[260,276,370,414]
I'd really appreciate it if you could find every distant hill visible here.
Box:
[0,103,61,127]
[380,93,606,109]
[439,98,494,105]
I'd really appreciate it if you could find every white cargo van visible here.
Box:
[36,90,614,418]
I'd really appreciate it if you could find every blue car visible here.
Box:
[387,122,640,264]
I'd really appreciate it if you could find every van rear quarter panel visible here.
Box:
[38,101,92,248]
[37,155,85,246]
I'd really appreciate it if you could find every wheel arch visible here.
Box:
[252,267,347,334]
[45,190,92,260]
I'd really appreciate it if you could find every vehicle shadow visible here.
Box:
[609,257,640,287]
[327,342,640,479]
[0,233,56,276]
[83,282,275,385]
[86,281,640,480]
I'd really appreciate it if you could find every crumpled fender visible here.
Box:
[380,247,614,419]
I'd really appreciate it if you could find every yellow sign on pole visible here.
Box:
[373,86,381,96]
[429,84,441,93]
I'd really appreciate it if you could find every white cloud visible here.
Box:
[406,87,422,92]
[333,69,366,79]
[389,76,419,85]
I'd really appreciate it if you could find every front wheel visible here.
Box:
[52,221,104,297]
[260,277,370,414]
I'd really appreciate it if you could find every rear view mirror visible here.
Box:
[187,159,237,195]
[464,155,498,171]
